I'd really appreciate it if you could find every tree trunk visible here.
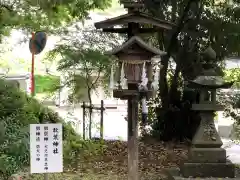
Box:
[153,0,203,141]
[158,32,169,109]
[171,0,177,23]
[169,57,181,104]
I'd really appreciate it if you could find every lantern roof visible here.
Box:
[109,36,166,56]
[120,0,145,9]
[187,80,234,89]
[187,68,234,89]
[200,68,218,76]
[94,12,175,31]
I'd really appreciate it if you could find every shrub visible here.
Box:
[0,79,101,179]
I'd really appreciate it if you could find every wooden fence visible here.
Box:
[81,100,105,140]
[81,100,118,140]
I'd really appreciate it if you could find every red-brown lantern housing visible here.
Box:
[109,36,165,98]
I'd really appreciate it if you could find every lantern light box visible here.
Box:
[109,36,165,99]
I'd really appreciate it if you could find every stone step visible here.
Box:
[188,148,226,163]
[165,168,239,180]
[181,162,235,178]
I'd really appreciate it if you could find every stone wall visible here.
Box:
[0,74,31,94]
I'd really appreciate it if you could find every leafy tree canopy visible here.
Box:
[140,0,240,140]
[46,25,123,103]
[141,0,240,100]
[0,0,112,38]
[224,68,240,88]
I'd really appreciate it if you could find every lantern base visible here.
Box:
[113,89,152,100]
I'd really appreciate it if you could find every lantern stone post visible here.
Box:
[166,47,236,179]
[94,1,174,179]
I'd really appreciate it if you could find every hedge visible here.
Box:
[0,78,98,179]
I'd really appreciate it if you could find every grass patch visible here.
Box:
[35,75,60,94]
[12,139,187,180]
[29,172,125,180]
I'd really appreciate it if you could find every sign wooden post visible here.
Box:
[44,173,48,180]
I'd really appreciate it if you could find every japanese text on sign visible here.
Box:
[30,124,63,174]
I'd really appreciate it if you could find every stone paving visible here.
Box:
[222,138,240,164]
[170,177,240,180]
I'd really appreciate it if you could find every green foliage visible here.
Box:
[140,0,240,140]
[218,89,240,141]
[46,25,122,103]
[35,74,60,94]
[224,68,240,88]
[0,79,103,179]
[145,0,240,58]
[216,68,240,142]
[0,0,112,39]
[216,67,240,141]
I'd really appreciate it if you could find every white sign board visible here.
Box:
[30,124,63,174]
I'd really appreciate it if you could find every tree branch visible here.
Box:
[159,0,200,108]
[169,0,203,101]
[167,0,200,56]
[90,67,103,90]
[0,4,13,12]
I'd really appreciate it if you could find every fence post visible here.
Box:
[82,102,85,140]
[100,100,104,140]
[89,105,92,140]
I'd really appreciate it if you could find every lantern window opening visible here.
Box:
[123,61,143,82]
[199,89,217,104]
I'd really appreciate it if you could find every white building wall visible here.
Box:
[52,75,128,140]
[1,74,30,94]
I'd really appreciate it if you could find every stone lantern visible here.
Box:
[167,50,235,179]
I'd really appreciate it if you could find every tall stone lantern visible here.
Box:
[167,49,235,179]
